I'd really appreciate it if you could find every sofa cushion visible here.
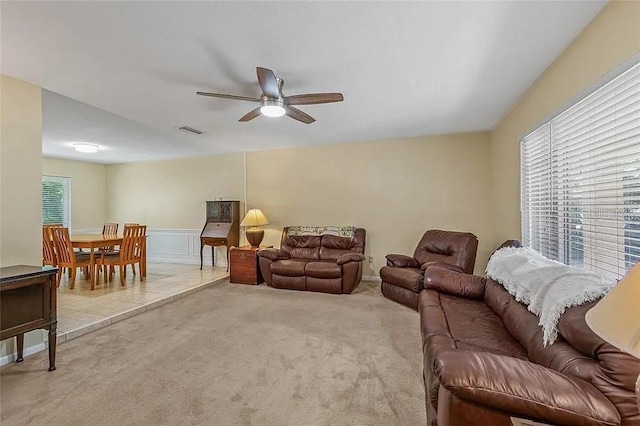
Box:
[272,275,306,291]
[271,260,308,277]
[281,236,321,260]
[484,279,541,350]
[483,279,601,382]
[380,282,420,310]
[321,235,354,250]
[434,350,621,426]
[420,289,528,412]
[559,302,640,423]
[319,228,366,261]
[380,266,422,292]
[305,261,342,279]
[307,277,342,294]
[413,229,478,274]
[425,291,528,359]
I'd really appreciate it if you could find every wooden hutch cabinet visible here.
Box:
[200,200,240,270]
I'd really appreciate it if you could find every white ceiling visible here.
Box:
[2,1,606,164]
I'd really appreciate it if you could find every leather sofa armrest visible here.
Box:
[434,350,621,426]
[420,262,464,273]
[385,254,419,268]
[256,248,288,261]
[337,253,365,265]
[424,266,485,299]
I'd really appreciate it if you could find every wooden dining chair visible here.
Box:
[123,223,140,276]
[98,225,146,286]
[43,225,62,286]
[51,227,92,289]
[96,222,120,278]
[103,222,118,235]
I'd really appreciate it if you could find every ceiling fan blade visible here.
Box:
[285,93,344,106]
[256,67,280,98]
[286,106,315,124]
[239,107,261,122]
[196,92,260,102]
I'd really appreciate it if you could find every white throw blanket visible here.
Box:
[486,247,616,346]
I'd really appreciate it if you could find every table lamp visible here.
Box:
[585,262,640,411]
[240,209,269,247]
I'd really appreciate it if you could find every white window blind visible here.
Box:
[521,61,640,280]
[42,176,71,227]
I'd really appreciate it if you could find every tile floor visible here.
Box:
[55,262,228,343]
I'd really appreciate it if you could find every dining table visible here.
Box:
[70,234,147,290]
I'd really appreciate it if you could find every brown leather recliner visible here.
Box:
[257,227,366,294]
[419,240,640,426]
[379,229,478,310]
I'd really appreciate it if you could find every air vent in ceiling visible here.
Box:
[178,126,203,135]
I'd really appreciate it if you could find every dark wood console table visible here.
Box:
[0,266,58,371]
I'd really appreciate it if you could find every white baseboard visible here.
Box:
[361,275,381,282]
[0,342,47,367]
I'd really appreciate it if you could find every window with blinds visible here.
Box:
[521,61,640,280]
[42,176,71,227]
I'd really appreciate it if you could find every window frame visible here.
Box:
[42,175,71,228]
[520,55,640,280]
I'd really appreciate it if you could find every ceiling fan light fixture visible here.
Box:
[260,99,286,118]
[73,143,100,153]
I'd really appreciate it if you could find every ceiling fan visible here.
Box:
[196,67,343,124]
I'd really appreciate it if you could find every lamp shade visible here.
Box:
[586,262,640,358]
[240,209,269,228]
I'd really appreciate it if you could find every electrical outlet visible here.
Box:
[368,256,374,264]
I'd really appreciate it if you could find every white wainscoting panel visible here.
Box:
[72,228,242,267]
[146,229,232,267]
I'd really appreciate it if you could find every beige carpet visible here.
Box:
[0,281,425,425]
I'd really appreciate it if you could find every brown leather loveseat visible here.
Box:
[419,240,640,426]
[257,226,366,294]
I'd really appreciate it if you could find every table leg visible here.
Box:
[89,247,95,290]
[141,239,147,278]
[200,242,204,270]
[48,324,57,371]
[16,333,24,362]
[212,246,215,267]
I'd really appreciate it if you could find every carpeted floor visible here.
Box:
[0,281,425,425]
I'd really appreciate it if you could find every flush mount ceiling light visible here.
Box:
[259,99,286,118]
[73,143,100,153]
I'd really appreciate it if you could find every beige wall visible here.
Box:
[490,1,640,248]
[246,133,493,275]
[42,157,108,230]
[106,153,245,228]
[106,133,492,274]
[0,75,45,357]
[0,76,42,267]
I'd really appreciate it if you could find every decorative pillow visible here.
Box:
[287,226,356,238]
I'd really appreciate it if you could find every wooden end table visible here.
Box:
[229,245,271,285]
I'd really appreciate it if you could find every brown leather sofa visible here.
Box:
[257,227,365,294]
[419,240,640,426]
[380,229,478,310]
